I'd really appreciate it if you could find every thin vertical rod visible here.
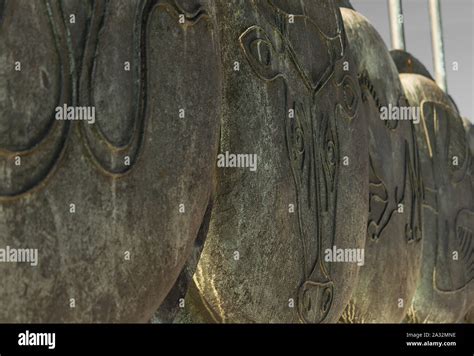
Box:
[429,0,448,92]
[388,0,406,50]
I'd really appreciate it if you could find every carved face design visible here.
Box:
[239,0,359,323]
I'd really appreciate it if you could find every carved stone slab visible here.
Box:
[401,74,474,323]
[180,0,368,323]
[340,8,423,323]
[0,0,221,322]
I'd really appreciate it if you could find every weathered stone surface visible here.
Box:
[179,0,369,323]
[0,0,221,322]
[401,74,474,323]
[340,9,423,323]
[61,0,92,80]
[2,0,471,325]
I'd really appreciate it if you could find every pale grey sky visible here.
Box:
[350,0,473,123]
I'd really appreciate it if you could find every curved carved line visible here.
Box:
[285,96,310,278]
[455,209,474,285]
[317,109,339,269]
[297,280,333,323]
[335,74,358,120]
[239,25,286,83]
[79,0,209,176]
[241,7,338,321]
[433,216,473,293]
[0,0,71,199]
[169,0,209,24]
[252,0,343,94]
[79,0,142,175]
[433,268,472,294]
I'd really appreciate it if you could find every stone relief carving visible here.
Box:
[340,8,423,323]
[0,0,221,322]
[401,73,474,323]
[0,0,471,324]
[181,0,367,324]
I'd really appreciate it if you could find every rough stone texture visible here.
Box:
[340,9,423,323]
[179,0,369,323]
[0,0,221,322]
[1,0,472,324]
[401,74,474,323]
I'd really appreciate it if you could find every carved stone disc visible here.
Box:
[401,74,474,323]
[182,0,368,323]
[340,8,423,323]
[0,0,221,322]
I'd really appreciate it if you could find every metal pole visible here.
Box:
[388,0,406,50]
[429,0,448,92]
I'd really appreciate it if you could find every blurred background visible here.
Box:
[350,0,473,123]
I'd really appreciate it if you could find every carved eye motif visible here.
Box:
[326,140,336,167]
[287,103,307,174]
[319,114,339,212]
[337,74,358,120]
[295,127,305,155]
[239,25,282,81]
[250,39,272,67]
[324,123,338,189]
